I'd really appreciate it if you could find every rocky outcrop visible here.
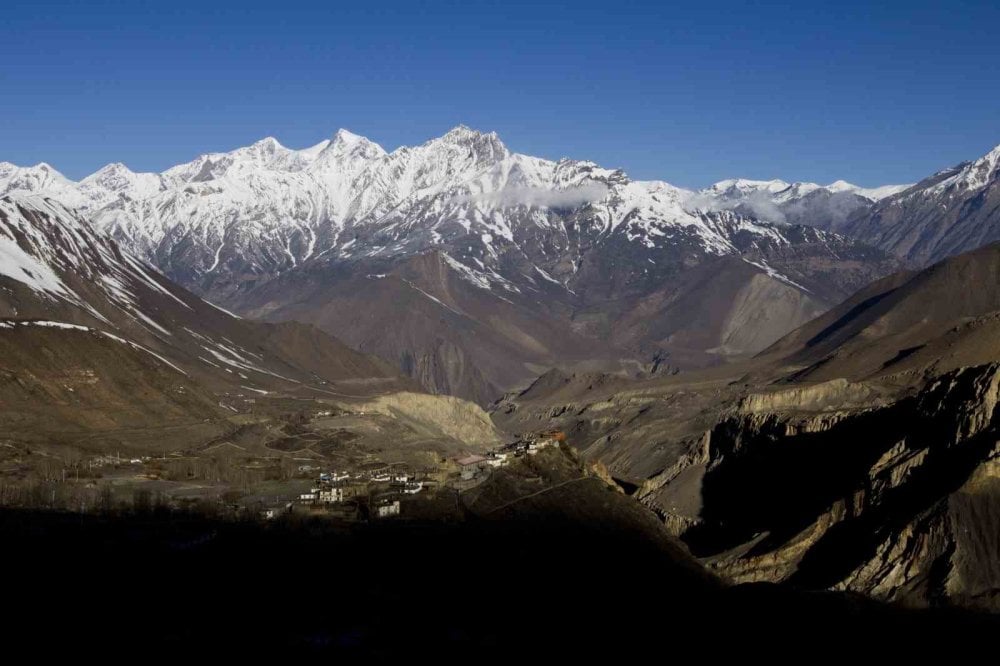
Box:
[737,378,883,414]
[673,363,1000,609]
[495,352,1000,611]
[493,243,1000,612]
[356,391,503,450]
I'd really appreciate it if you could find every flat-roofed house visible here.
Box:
[456,454,489,480]
[318,487,344,504]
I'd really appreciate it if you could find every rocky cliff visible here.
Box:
[677,364,1000,610]
[492,244,1000,611]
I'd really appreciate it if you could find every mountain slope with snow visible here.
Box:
[692,178,911,232]
[0,194,413,435]
[2,128,904,402]
[842,144,1000,265]
[0,126,902,303]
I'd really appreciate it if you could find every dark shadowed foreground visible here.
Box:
[3,502,994,658]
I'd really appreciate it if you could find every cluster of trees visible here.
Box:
[0,478,272,521]
[142,453,308,487]
[0,479,170,514]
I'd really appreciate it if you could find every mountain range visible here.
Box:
[2,126,933,402]
[703,145,1000,267]
[4,128,1000,615]
[2,129,998,406]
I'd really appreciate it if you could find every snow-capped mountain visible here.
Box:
[691,178,911,232]
[701,178,908,203]
[0,193,410,431]
[2,128,904,402]
[842,143,1000,266]
[0,162,90,208]
[0,126,901,303]
[697,142,1000,268]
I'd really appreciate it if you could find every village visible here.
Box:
[281,460,426,521]
[453,429,564,486]
[260,430,566,521]
[0,428,567,523]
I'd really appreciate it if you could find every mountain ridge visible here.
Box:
[0,126,908,294]
[1,127,907,402]
[0,193,417,439]
[841,143,1000,265]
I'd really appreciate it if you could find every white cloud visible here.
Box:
[683,190,788,224]
[450,182,610,209]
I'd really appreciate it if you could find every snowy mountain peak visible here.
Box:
[79,162,167,204]
[0,127,913,303]
[822,179,914,201]
[959,142,1000,187]
[325,129,386,158]
[435,125,508,158]
[842,141,1000,266]
[441,124,486,139]
[250,136,283,152]
[704,176,912,208]
[0,162,79,203]
[921,142,1000,196]
[709,178,792,194]
[29,162,67,178]
[98,161,131,173]
[0,193,182,321]
[825,179,856,192]
[974,142,1000,165]
[84,162,135,180]
[331,128,365,146]
[239,136,302,165]
[81,162,137,190]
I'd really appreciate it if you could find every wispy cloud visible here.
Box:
[450,182,610,209]
[683,191,788,224]
[781,191,866,226]
[682,189,868,227]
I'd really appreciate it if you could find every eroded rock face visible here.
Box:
[494,244,1000,611]
[676,363,1000,610]
[494,358,1000,610]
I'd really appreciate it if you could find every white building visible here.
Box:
[527,438,558,455]
[376,500,400,518]
[457,454,489,480]
[318,487,344,503]
[486,452,510,468]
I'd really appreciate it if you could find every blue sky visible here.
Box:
[2,0,999,188]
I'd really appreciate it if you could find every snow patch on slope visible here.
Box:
[742,258,811,293]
